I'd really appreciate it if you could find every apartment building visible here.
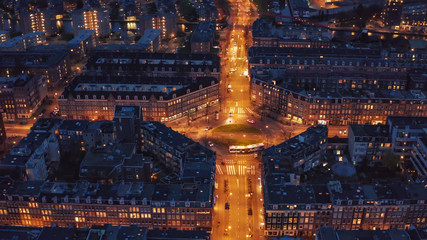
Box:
[191,21,215,53]
[316,226,416,240]
[0,178,214,231]
[387,117,427,161]
[57,119,89,159]
[251,77,427,125]
[137,29,162,53]
[140,13,177,39]
[0,118,62,180]
[0,224,211,239]
[20,10,45,34]
[411,134,427,178]
[252,19,332,48]
[0,118,5,152]
[381,0,404,27]
[58,75,219,122]
[387,116,427,179]
[263,180,427,238]
[0,31,9,43]
[72,7,110,37]
[348,124,392,164]
[141,121,216,178]
[248,46,427,97]
[83,51,221,80]
[68,30,98,61]
[0,32,46,52]
[263,125,328,174]
[0,74,47,121]
[0,51,70,90]
[400,0,427,33]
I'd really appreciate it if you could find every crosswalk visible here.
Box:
[225,107,255,115]
[228,107,246,114]
[216,164,256,176]
[226,165,236,175]
[216,164,224,175]
[246,107,254,114]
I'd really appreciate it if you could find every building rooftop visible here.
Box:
[0,51,69,68]
[86,120,115,133]
[349,124,390,138]
[0,31,45,49]
[114,106,141,119]
[85,50,220,68]
[58,119,90,132]
[0,224,211,240]
[141,121,215,181]
[264,181,427,209]
[0,74,37,88]
[80,143,136,180]
[0,225,42,240]
[191,21,216,43]
[318,226,412,240]
[252,18,331,40]
[72,6,109,15]
[0,178,213,207]
[254,78,427,102]
[61,75,218,101]
[68,30,96,46]
[140,13,176,20]
[137,29,161,46]
[264,125,328,162]
[142,121,194,152]
[31,118,63,133]
[387,116,427,129]
[249,46,381,58]
[147,229,210,239]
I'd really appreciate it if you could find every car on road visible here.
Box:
[229,112,233,117]
[205,126,212,131]
[246,119,255,124]
[208,141,214,147]
[248,208,253,215]
[225,202,230,210]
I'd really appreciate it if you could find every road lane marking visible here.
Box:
[238,165,246,176]
[216,165,223,175]
[246,107,254,114]
[238,107,245,114]
[226,165,236,175]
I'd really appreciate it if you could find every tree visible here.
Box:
[177,0,198,22]
[383,150,399,171]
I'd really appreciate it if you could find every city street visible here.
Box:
[166,1,351,238]
[210,0,266,239]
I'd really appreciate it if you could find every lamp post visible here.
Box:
[265,125,269,147]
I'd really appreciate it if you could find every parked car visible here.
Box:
[246,119,255,124]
